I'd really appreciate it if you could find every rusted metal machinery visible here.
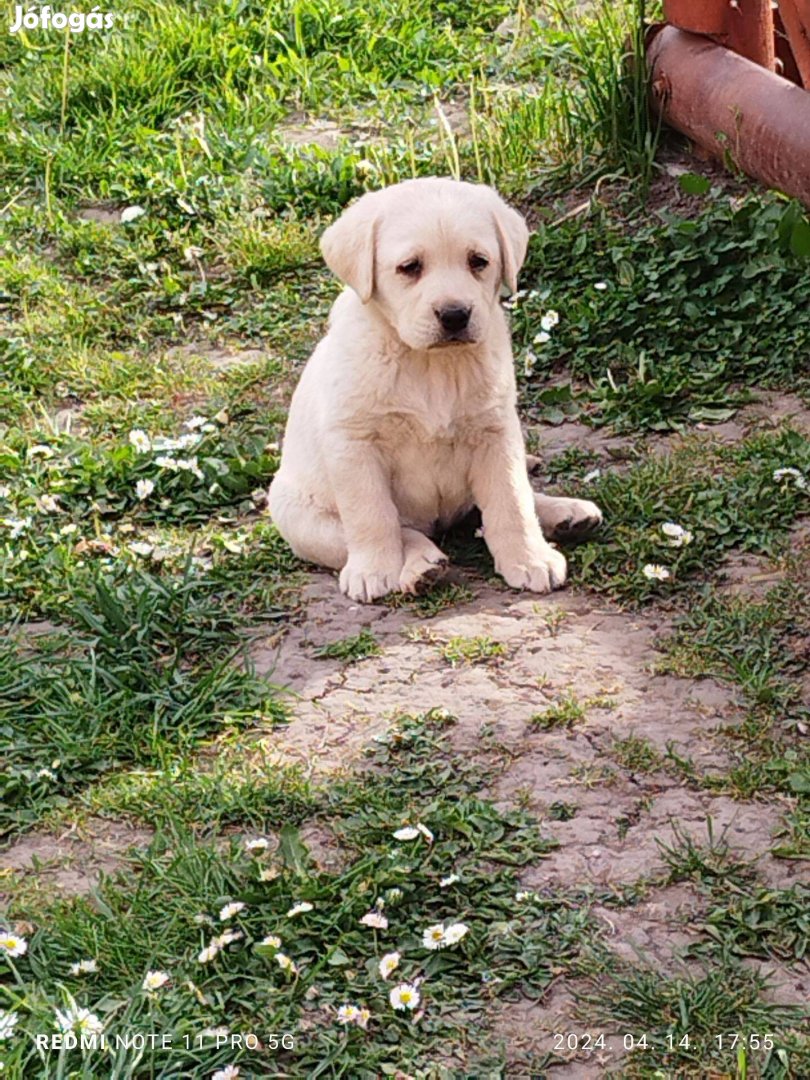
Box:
[647,1,810,205]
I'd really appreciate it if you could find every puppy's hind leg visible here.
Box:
[267,478,347,570]
[399,528,449,595]
[534,492,603,542]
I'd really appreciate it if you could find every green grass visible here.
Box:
[1,566,287,838]
[1,712,600,1077]
[312,629,381,663]
[564,427,810,605]
[530,691,588,730]
[516,193,810,432]
[585,961,807,1077]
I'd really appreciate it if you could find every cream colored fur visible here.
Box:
[268,177,601,602]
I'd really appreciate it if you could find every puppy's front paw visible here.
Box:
[339,556,402,603]
[498,545,567,594]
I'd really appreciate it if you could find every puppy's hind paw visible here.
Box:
[399,552,450,596]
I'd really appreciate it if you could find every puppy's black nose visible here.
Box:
[436,305,471,333]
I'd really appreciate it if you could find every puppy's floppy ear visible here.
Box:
[491,194,529,294]
[320,193,379,303]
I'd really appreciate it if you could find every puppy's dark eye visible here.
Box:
[469,253,489,272]
[397,258,422,277]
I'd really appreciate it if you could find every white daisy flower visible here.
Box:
[515,890,537,901]
[211,1066,240,1080]
[443,922,469,945]
[176,456,204,480]
[37,768,57,782]
[213,930,243,949]
[136,479,155,501]
[642,563,670,581]
[393,826,419,841]
[661,522,693,547]
[540,310,559,331]
[259,934,281,949]
[0,933,28,957]
[440,874,460,888]
[142,970,170,991]
[275,952,298,975]
[0,1009,19,1040]
[36,494,60,514]
[28,444,54,458]
[54,1005,103,1035]
[386,888,403,903]
[197,943,220,964]
[244,838,269,852]
[200,1027,230,1040]
[378,951,400,979]
[69,959,98,975]
[218,901,245,922]
[773,467,807,489]
[129,429,151,453]
[3,516,31,539]
[286,902,313,918]
[533,331,550,345]
[128,542,154,558]
[155,455,178,470]
[337,1004,359,1024]
[60,523,78,536]
[422,924,447,950]
[389,982,420,1011]
[594,281,608,291]
[121,205,146,224]
[360,911,388,930]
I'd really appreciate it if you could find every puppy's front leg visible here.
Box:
[327,438,404,602]
[470,420,567,594]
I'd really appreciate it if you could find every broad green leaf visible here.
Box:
[678,172,711,195]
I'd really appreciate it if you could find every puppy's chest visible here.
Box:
[371,365,496,444]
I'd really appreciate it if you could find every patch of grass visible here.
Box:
[658,559,809,852]
[698,885,810,965]
[530,691,587,730]
[657,820,758,892]
[312,629,381,663]
[439,634,506,667]
[517,194,810,432]
[611,734,662,774]
[547,801,578,822]
[0,566,285,838]
[566,427,810,605]
[584,961,807,1077]
[76,752,316,835]
[1,712,605,1077]
[386,580,474,617]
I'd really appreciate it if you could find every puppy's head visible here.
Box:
[320,178,528,351]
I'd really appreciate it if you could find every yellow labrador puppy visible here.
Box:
[268,177,601,602]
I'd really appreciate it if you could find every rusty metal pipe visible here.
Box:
[647,25,810,206]
[726,0,775,69]
[778,0,810,85]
